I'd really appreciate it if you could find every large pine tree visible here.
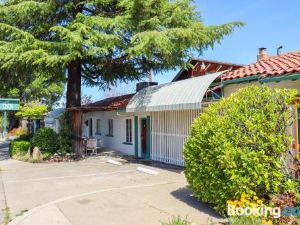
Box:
[0,0,242,154]
[0,0,242,107]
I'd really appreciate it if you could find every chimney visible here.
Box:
[257,47,268,61]
[136,81,158,92]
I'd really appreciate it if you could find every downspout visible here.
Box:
[221,72,224,97]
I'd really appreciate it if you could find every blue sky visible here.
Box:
[82,0,300,101]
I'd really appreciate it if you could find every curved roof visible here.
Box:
[223,51,300,80]
[126,72,223,112]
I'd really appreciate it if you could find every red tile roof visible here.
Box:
[82,94,134,111]
[222,51,300,81]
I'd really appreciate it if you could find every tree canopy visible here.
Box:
[0,0,243,108]
[16,101,48,119]
[0,68,65,107]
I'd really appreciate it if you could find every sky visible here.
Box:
[82,0,300,102]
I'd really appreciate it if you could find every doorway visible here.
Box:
[141,118,148,159]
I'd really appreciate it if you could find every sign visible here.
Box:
[0,98,20,111]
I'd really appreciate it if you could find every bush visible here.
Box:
[9,140,30,157]
[18,133,34,142]
[228,216,264,225]
[32,127,59,154]
[58,111,72,154]
[184,86,297,213]
[161,217,191,225]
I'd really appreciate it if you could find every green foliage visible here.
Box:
[0,0,243,90]
[184,85,297,213]
[16,101,48,119]
[18,133,34,141]
[9,140,30,157]
[0,69,65,107]
[32,127,59,154]
[161,217,191,225]
[58,111,72,154]
[228,216,264,225]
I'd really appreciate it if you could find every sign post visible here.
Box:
[0,99,20,137]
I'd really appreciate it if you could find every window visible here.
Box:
[108,119,113,136]
[96,119,101,134]
[126,119,132,143]
[89,118,93,137]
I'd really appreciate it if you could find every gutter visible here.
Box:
[222,75,259,85]
[222,73,300,85]
[260,73,300,83]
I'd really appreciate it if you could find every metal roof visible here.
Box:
[126,71,223,112]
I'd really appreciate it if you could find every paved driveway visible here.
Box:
[0,146,222,225]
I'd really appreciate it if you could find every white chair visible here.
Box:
[85,139,97,155]
[85,139,102,155]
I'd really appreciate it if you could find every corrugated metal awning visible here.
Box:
[126,71,223,112]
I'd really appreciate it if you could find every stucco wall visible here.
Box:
[223,79,300,97]
[83,111,135,156]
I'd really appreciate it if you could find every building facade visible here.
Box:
[77,49,300,170]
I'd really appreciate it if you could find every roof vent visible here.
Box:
[136,81,158,92]
[277,46,283,55]
[257,47,268,61]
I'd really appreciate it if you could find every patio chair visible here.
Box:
[85,139,97,155]
[85,138,102,156]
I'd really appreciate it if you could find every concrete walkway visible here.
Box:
[0,140,10,225]
[0,148,222,225]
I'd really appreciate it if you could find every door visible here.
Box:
[89,118,93,137]
[141,118,147,158]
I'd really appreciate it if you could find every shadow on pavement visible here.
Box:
[171,187,224,219]
[0,141,10,161]
[94,148,184,174]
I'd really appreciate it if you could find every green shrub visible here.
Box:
[228,216,264,225]
[32,127,59,153]
[9,140,30,157]
[58,111,72,154]
[161,217,191,225]
[18,133,34,142]
[184,86,297,213]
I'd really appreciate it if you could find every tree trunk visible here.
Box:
[66,60,82,156]
[67,60,81,108]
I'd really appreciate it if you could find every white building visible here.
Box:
[81,70,224,166]
[45,108,65,133]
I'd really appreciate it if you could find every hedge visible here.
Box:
[9,140,31,157]
[32,127,59,154]
[184,85,297,213]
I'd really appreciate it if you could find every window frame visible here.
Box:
[125,118,132,144]
[96,119,101,135]
[107,119,113,136]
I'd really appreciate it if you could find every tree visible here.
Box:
[0,68,65,107]
[184,86,297,213]
[0,0,243,154]
[81,94,92,105]
[16,101,48,119]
